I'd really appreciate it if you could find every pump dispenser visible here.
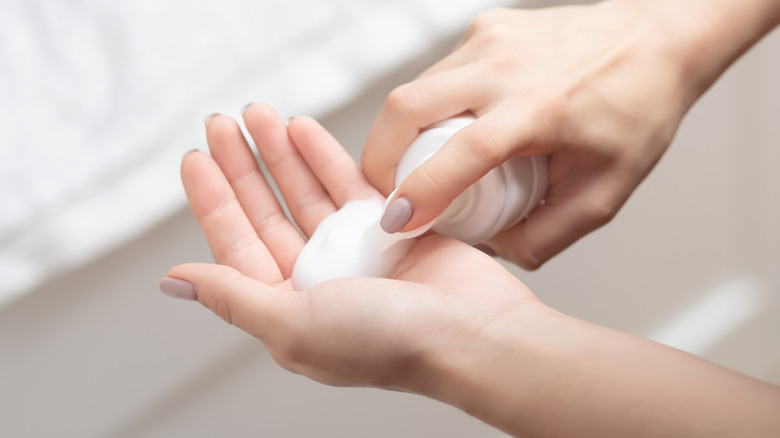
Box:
[394,116,548,245]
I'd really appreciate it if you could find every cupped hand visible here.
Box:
[361,1,698,269]
[164,104,540,391]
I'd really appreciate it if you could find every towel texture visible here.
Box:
[0,0,518,305]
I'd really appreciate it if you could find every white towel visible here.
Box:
[0,0,520,305]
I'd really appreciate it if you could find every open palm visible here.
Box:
[167,103,541,389]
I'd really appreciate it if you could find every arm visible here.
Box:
[651,0,780,95]
[422,305,780,438]
[162,104,780,437]
[361,0,780,269]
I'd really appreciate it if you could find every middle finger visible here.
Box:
[243,103,337,238]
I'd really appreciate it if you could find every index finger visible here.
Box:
[361,63,491,196]
[388,108,539,232]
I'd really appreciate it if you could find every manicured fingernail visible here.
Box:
[241,102,254,115]
[473,244,497,257]
[159,277,197,301]
[204,112,220,126]
[380,197,413,233]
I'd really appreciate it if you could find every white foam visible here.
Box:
[291,198,424,289]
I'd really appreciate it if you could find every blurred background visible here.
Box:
[1,0,778,436]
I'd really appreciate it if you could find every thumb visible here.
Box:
[160,263,291,339]
[381,113,531,233]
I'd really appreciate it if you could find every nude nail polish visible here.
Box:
[380,197,413,234]
[159,277,197,301]
[204,112,220,126]
[394,116,548,245]
[241,102,254,115]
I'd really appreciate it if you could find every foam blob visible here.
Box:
[291,198,425,289]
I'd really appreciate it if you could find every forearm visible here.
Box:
[420,304,780,437]
[425,3,780,434]
[612,0,780,99]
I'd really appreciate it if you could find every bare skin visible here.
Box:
[361,0,780,269]
[163,104,780,437]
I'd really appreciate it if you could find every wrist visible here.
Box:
[412,295,780,437]
[610,0,780,102]
[413,300,562,436]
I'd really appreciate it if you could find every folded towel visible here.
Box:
[0,0,519,306]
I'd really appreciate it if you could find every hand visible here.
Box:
[162,104,780,437]
[361,0,780,269]
[163,103,540,389]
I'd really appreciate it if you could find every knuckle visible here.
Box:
[467,8,507,35]
[480,46,525,75]
[466,11,490,36]
[535,89,568,121]
[200,270,245,327]
[294,188,330,215]
[413,165,448,197]
[215,233,255,265]
[456,127,504,166]
[527,92,571,141]
[204,292,235,326]
[466,11,519,55]
[255,210,287,234]
[384,84,421,118]
[480,23,514,49]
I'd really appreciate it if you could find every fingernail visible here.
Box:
[241,102,254,115]
[204,112,220,126]
[380,197,413,233]
[473,244,497,257]
[159,277,197,301]
[185,148,200,155]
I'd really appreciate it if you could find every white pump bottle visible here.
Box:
[393,115,548,245]
[290,115,549,289]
